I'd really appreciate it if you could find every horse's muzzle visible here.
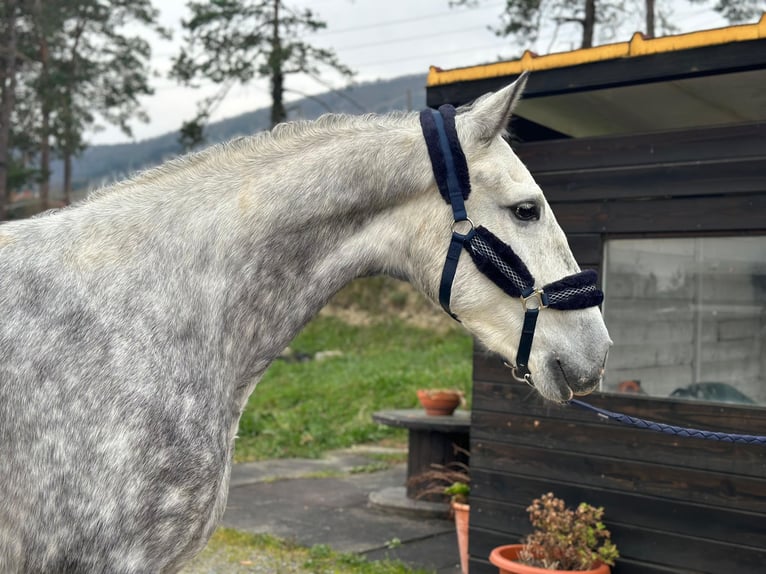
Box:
[552,350,608,400]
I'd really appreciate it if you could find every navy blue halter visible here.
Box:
[420,105,603,382]
[419,104,766,445]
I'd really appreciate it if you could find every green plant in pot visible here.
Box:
[489,492,619,574]
[444,481,469,504]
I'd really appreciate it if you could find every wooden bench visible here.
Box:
[373,408,470,499]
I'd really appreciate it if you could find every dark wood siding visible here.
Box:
[518,121,766,237]
[467,122,766,573]
[469,351,766,574]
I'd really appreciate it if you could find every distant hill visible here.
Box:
[54,74,427,198]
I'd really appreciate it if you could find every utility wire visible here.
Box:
[355,41,511,68]
[152,23,491,61]
[326,25,487,52]
[314,2,504,36]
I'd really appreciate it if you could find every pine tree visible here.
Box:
[452,0,627,51]
[27,0,165,206]
[171,0,353,149]
[453,0,765,54]
[688,0,764,24]
[0,0,20,219]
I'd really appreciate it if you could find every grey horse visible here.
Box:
[0,78,611,572]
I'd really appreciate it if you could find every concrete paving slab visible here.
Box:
[229,448,387,487]
[369,486,450,519]
[221,451,462,572]
[363,532,461,574]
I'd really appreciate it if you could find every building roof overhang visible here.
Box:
[426,15,766,139]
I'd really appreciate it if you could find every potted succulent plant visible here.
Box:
[407,455,470,574]
[489,492,619,574]
[416,388,465,416]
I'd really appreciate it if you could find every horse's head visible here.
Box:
[412,76,611,402]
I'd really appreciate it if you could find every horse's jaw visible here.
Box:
[460,299,612,403]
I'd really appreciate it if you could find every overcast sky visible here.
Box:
[89,0,733,144]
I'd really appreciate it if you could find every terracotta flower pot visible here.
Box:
[452,501,470,574]
[489,544,610,574]
[417,389,463,416]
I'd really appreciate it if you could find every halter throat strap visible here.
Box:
[419,105,604,380]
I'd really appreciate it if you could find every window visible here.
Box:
[603,237,766,406]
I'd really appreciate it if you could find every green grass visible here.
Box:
[182,528,431,574]
[233,314,472,462]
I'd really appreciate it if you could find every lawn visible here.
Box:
[201,279,472,573]
[233,312,473,462]
[182,529,432,574]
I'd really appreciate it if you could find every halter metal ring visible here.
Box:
[505,361,534,386]
[512,367,533,385]
[521,289,548,311]
[451,217,475,237]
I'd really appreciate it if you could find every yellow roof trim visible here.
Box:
[427,13,766,87]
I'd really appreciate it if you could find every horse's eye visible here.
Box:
[512,202,540,222]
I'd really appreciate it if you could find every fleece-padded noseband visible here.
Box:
[420,105,604,382]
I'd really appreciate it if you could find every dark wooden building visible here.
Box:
[426,16,766,574]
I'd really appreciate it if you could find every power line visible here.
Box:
[330,25,487,52]
[355,40,512,68]
[155,23,492,62]
[151,9,500,61]
[315,1,504,37]
[148,2,739,92]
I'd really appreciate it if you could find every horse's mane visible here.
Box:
[85,110,418,203]
[269,110,417,148]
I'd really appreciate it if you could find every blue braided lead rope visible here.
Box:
[569,399,766,445]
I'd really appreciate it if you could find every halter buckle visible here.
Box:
[521,289,548,311]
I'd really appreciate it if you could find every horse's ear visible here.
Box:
[458,72,528,143]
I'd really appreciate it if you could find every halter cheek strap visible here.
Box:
[420,104,471,319]
[420,105,604,381]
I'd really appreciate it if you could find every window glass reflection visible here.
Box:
[603,237,765,406]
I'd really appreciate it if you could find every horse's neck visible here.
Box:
[93,120,433,385]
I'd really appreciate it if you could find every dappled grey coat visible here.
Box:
[0,77,611,572]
